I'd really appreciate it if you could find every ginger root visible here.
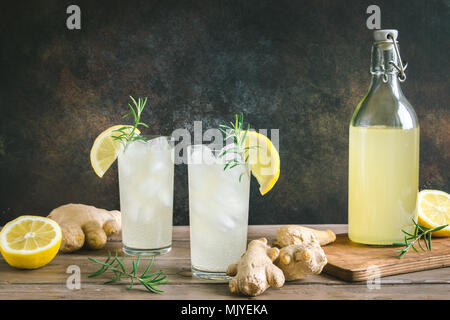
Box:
[275,241,327,281]
[226,238,285,297]
[275,225,336,247]
[273,225,334,281]
[48,203,121,252]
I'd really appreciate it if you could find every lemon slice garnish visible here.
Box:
[244,131,280,195]
[90,125,140,178]
[0,216,62,269]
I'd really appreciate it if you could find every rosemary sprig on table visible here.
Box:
[112,96,150,147]
[393,219,448,258]
[218,113,257,182]
[88,251,168,293]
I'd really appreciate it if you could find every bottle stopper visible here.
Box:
[373,29,398,41]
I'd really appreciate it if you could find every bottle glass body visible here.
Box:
[348,40,420,245]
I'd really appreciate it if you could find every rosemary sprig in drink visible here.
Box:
[218,113,257,182]
[112,96,150,147]
[88,251,169,293]
[393,219,448,258]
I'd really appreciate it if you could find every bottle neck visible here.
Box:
[369,41,404,98]
[369,73,403,97]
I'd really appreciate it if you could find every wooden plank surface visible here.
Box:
[0,225,449,300]
[323,234,450,282]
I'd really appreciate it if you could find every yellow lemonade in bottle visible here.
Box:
[348,126,419,244]
[348,30,420,245]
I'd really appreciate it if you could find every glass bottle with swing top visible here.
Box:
[348,30,420,245]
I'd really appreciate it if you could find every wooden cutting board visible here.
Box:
[322,234,450,282]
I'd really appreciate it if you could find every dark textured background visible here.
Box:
[0,0,449,226]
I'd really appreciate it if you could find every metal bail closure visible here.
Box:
[387,33,408,82]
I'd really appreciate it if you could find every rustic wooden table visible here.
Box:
[0,225,449,300]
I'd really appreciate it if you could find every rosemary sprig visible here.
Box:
[88,251,169,293]
[218,113,257,182]
[393,219,448,258]
[112,96,150,148]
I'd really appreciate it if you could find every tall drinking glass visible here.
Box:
[187,144,250,280]
[118,136,174,255]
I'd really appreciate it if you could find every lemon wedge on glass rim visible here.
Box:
[244,131,280,195]
[417,189,450,237]
[0,216,62,269]
[90,125,140,178]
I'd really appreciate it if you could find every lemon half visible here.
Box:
[417,190,450,237]
[0,216,62,269]
[244,131,280,195]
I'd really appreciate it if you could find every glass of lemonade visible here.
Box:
[187,144,250,280]
[118,136,174,255]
